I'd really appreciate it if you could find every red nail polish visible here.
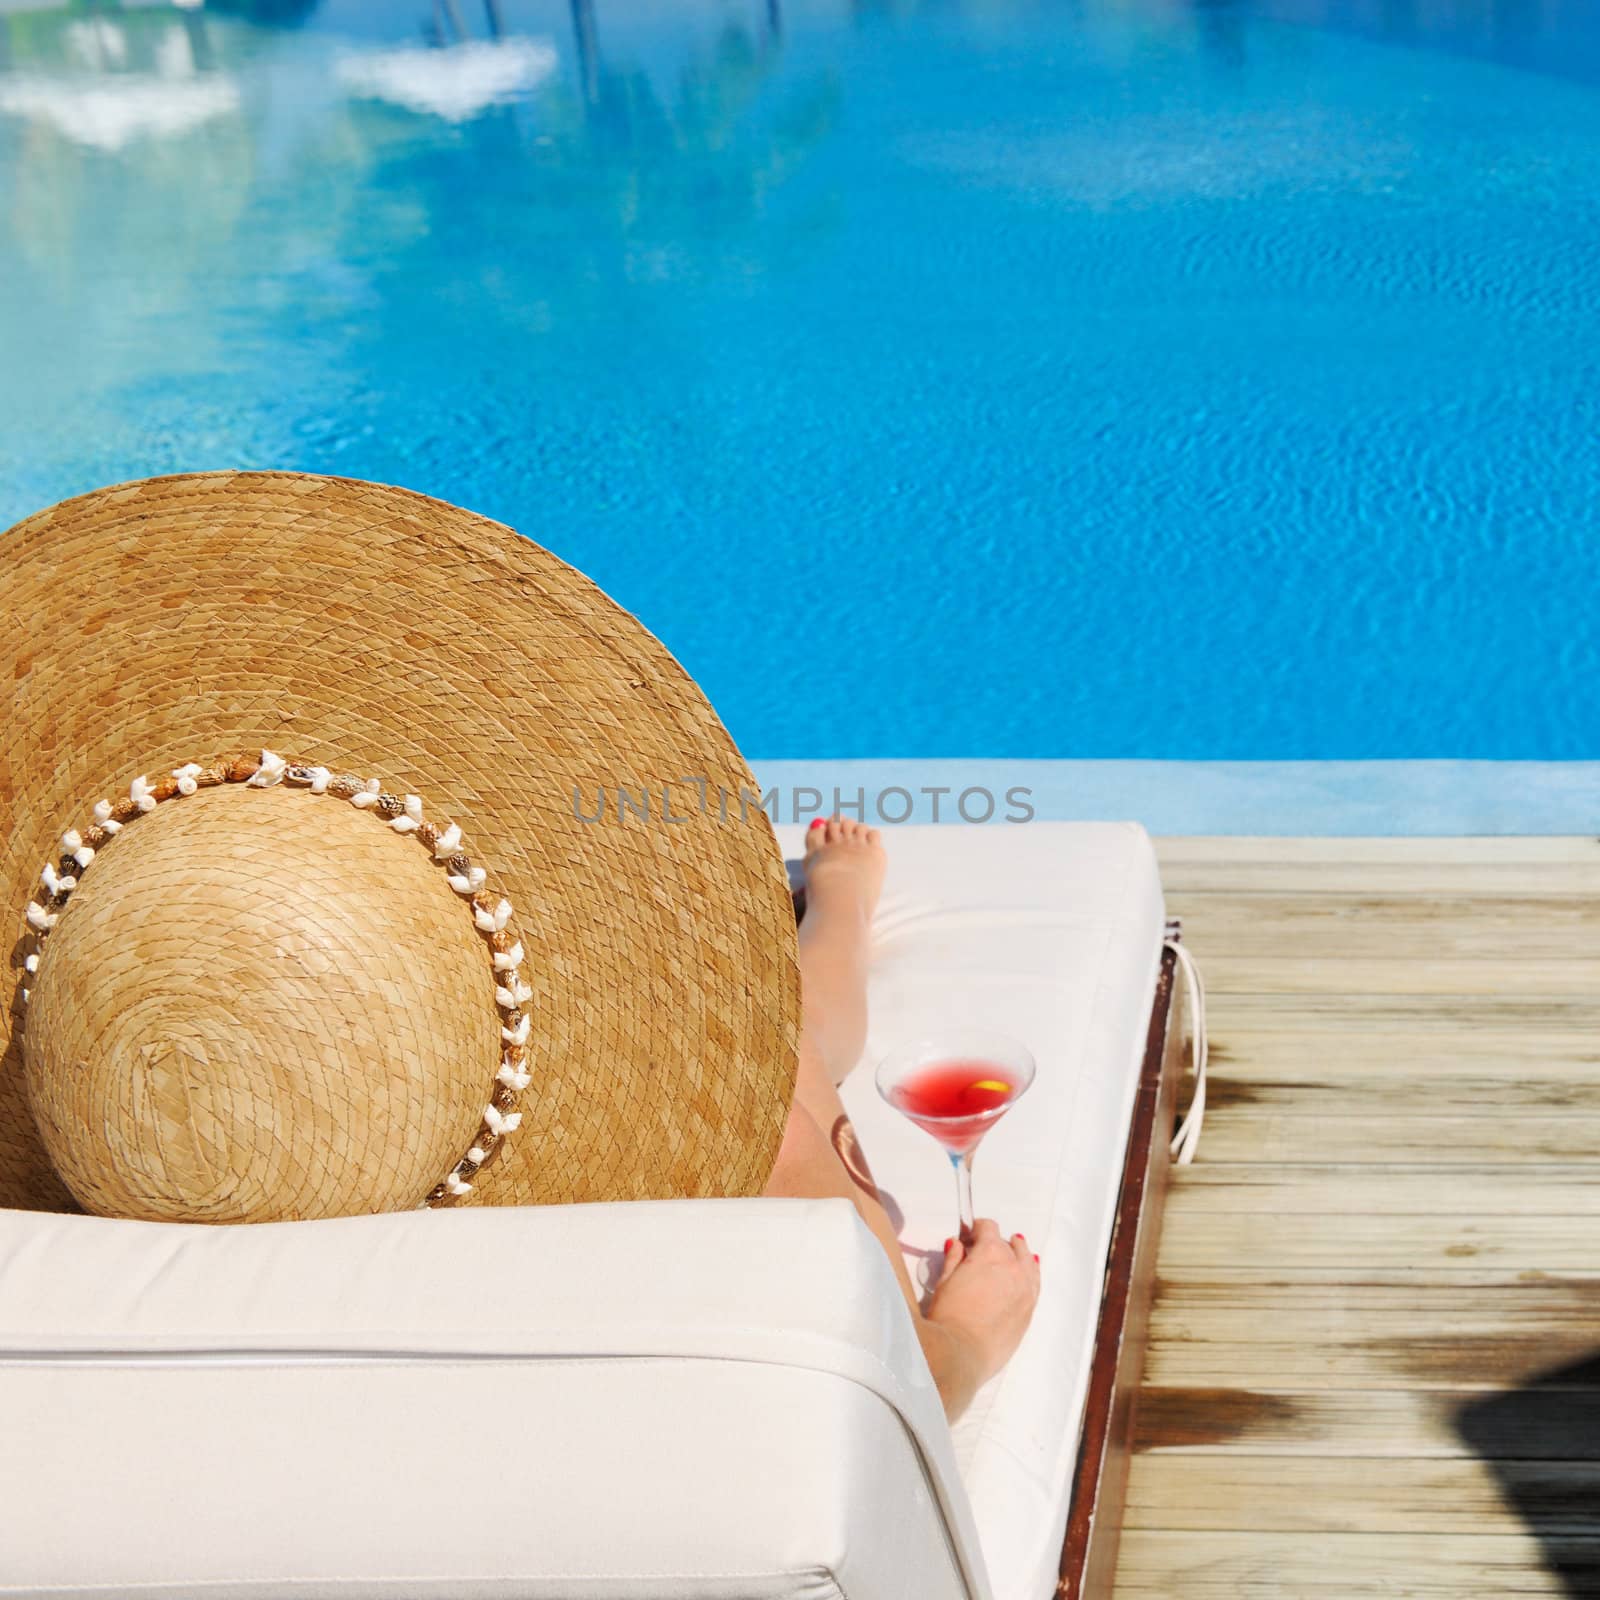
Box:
[944,1237,955,1252]
[808,817,826,830]
[1033,1254,1040,1263]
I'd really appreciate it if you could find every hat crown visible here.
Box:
[22,785,497,1222]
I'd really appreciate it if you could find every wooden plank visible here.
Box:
[1167,1165,1600,1217]
[1145,1273,1600,1389]
[1203,1055,1600,1103]
[1203,1020,1600,1058]
[1123,1456,1600,1534]
[1113,1530,1592,1595]
[1131,1386,1600,1459]
[1193,1111,1599,1165]
[1157,1268,1600,1293]
[1153,838,1600,864]
[1142,1338,1598,1393]
[1195,991,1600,1028]
[1161,1211,1600,1273]
[1160,860,1600,895]
[1150,893,1600,960]
[1195,956,1600,998]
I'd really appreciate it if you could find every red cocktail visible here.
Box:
[887,1060,1021,1156]
[876,1031,1036,1240]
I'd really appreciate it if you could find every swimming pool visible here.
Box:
[2,0,1597,793]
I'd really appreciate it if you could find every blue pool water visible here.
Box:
[1,0,1597,767]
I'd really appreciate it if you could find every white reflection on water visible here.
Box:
[0,72,240,151]
[336,38,557,123]
[0,16,240,151]
[0,11,559,153]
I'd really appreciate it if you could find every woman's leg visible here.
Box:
[763,817,1039,1422]
[786,819,918,1303]
[796,816,882,1086]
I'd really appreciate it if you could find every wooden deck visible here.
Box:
[1114,837,1600,1599]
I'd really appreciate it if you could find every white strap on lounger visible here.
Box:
[1165,935,1207,1165]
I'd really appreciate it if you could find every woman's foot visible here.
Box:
[922,1220,1041,1415]
[798,817,886,1085]
[802,816,886,926]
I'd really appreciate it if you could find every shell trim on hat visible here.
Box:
[19,749,529,1208]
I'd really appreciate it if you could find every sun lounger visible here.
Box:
[0,821,1193,1599]
[777,820,1186,1600]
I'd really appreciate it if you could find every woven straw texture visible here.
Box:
[0,471,800,1218]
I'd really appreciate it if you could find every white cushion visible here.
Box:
[0,1198,983,1600]
[775,821,1165,1600]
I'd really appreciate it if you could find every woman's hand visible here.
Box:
[918,1218,1041,1420]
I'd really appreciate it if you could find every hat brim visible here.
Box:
[1,471,799,1213]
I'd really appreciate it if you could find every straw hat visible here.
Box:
[0,471,799,1222]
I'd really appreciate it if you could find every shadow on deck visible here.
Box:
[1456,1354,1600,1597]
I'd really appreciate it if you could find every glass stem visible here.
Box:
[951,1148,976,1243]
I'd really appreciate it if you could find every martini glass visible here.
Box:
[876,1029,1036,1243]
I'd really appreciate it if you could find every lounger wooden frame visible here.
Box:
[1057,942,1187,1599]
